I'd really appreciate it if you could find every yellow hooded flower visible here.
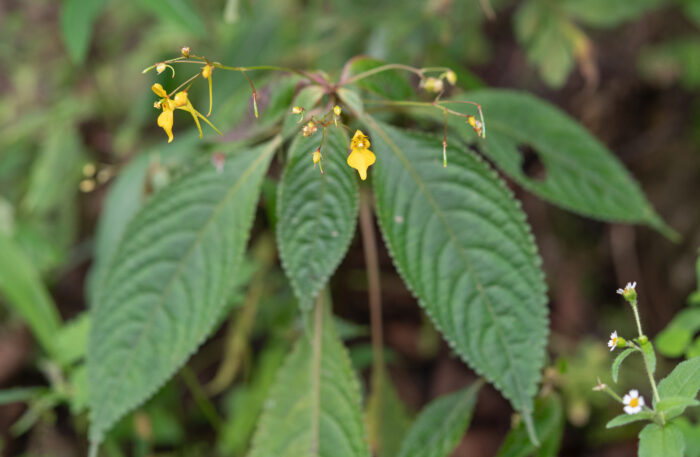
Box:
[152,83,221,143]
[347,130,375,180]
[153,83,175,143]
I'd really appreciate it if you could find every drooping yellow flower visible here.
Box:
[153,83,175,143]
[152,83,221,143]
[347,130,375,181]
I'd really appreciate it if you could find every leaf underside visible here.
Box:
[367,119,548,433]
[87,140,277,445]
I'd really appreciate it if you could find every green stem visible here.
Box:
[180,366,223,431]
[342,63,424,86]
[630,301,644,339]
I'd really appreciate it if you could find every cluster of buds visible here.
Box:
[302,121,318,137]
[420,69,458,94]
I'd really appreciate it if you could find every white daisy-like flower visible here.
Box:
[608,331,620,351]
[616,281,637,296]
[623,389,645,414]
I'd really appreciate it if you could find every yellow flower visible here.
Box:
[347,130,375,181]
[152,83,221,143]
[153,83,175,143]
[312,147,323,174]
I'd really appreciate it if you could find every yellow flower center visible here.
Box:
[629,398,639,408]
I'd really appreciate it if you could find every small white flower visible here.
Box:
[622,389,645,414]
[616,281,637,296]
[608,331,620,351]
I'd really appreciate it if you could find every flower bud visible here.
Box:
[156,62,167,74]
[302,121,318,137]
[466,115,483,137]
[312,148,322,165]
[181,46,191,58]
[445,70,457,85]
[638,335,648,344]
[422,77,444,93]
[202,64,212,79]
[291,106,304,114]
[333,105,342,116]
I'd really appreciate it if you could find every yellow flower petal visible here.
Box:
[173,91,189,108]
[347,148,375,181]
[351,130,370,150]
[157,108,174,143]
[152,83,168,98]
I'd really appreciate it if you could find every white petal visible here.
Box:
[638,396,645,407]
[617,289,624,295]
[623,395,631,404]
[610,331,618,339]
[630,390,639,398]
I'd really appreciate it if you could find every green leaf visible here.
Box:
[55,313,90,367]
[612,348,636,383]
[344,57,414,101]
[337,88,364,116]
[443,90,674,238]
[281,86,325,139]
[638,423,685,457]
[562,0,664,28]
[0,388,45,406]
[248,301,369,457]
[86,134,202,304]
[658,357,700,418]
[656,396,700,419]
[495,395,564,457]
[278,128,358,311]
[674,417,700,457]
[656,308,700,357]
[134,0,206,36]
[0,233,62,356]
[365,370,412,457]
[23,125,84,216]
[606,411,654,429]
[397,382,481,457]
[87,139,278,447]
[514,1,580,88]
[60,0,106,63]
[367,119,548,440]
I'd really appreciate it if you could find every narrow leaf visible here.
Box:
[60,0,106,63]
[612,348,636,383]
[277,128,358,311]
[0,233,62,356]
[249,300,369,457]
[367,119,548,439]
[87,139,278,446]
[638,423,685,457]
[495,395,564,457]
[397,382,481,457]
[440,90,675,238]
[606,411,654,429]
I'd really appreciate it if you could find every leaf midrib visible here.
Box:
[92,139,278,437]
[364,116,530,412]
